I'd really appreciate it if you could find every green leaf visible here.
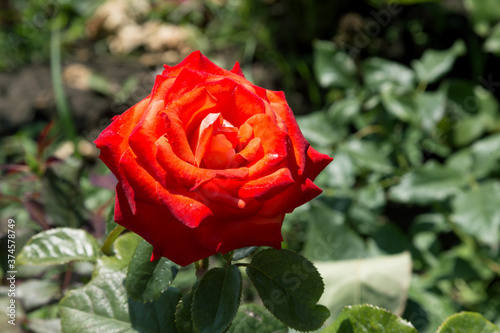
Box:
[357,182,386,210]
[446,148,473,175]
[60,259,181,333]
[439,79,498,138]
[17,280,60,311]
[470,133,500,178]
[389,162,468,204]
[97,234,141,273]
[125,240,179,302]
[315,252,412,322]
[27,319,62,333]
[328,96,361,125]
[450,83,500,147]
[303,201,368,261]
[232,246,258,261]
[452,114,487,147]
[411,40,466,84]
[18,228,101,265]
[380,92,415,122]
[105,201,119,236]
[114,232,143,263]
[246,248,330,332]
[42,161,89,228]
[373,224,413,255]
[323,304,417,333]
[404,275,458,333]
[341,140,393,173]
[175,283,197,333]
[296,111,341,148]
[313,40,358,89]
[464,0,500,36]
[227,304,287,333]
[192,265,242,333]
[484,23,500,55]
[319,151,357,189]
[451,181,500,249]
[414,91,446,133]
[362,58,415,93]
[129,288,182,333]
[60,267,132,332]
[437,312,500,333]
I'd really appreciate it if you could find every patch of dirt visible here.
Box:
[0,60,158,141]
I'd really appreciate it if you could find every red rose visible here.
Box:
[95,51,332,266]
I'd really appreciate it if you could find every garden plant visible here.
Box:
[1,0,500,332]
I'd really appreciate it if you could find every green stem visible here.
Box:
[416,80,428,93]
[101,225,126,256]
[50,14,77,142]
[195,257,209,280]
[222,251,234,265]
[353,124,385,139]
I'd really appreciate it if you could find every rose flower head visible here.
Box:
[95,51,332,266]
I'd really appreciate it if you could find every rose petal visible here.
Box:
[233,137,262,167]
[202,134,236,170]
[114,185,216,266]
[118,147,213,228]
[128,99,168,181]
[238,167,295,200]
[203,179,264,219]
[267,90,309,176]
[196,180,246,210]
[230,61,245,77]
[183,78,266,128]
[190,113,223,166]
[244,114,289,178]
[237,122,254,148]
[193,213,284,254]
[258,177,323,217]
[163,51,254,87]
[163,112,196,165]
[216,125,239,148]
[233,84,267,122]
[94,96,149,175]
[150,74,177,102]
[156,182,213,228]
[159,86,219,165]
[156,136,248,190]
[306,145,334,181]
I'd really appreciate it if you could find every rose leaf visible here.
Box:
[246,248,330,332]
[191,265,242,333]
[17,227,101,266]
[436,312,500,333]
[125,239,179,303]
[322,304,417,333]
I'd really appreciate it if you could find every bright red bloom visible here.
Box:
[95,51,332,266]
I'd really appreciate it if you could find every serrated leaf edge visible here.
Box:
[192,265,243,333]
[175,282,198,333]
[344,304,416,330]
[125,240,178,303]
[246,249,329,332]
[435,311,500,333]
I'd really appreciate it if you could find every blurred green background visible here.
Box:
[1,0,500,332]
